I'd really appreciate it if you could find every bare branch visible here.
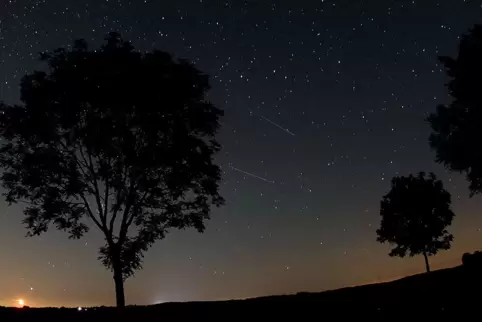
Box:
[118,179,136,245]
[79,193,105,234]
[85,150,108,230]
[59,139,90,181]
[57,139,107,236]
[109,164,129,236]
[126,190,150,228]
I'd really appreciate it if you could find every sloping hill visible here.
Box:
[255,264,478,302]
[1,264,479,321]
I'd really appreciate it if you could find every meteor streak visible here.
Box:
[260,115,296,136]
[230,166,275,184]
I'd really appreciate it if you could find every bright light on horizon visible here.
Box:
[17,299,25,307]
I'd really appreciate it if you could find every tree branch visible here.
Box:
[118,169,160,244]
[109,164,129,236]
[81,147,109,234]
[79,193,105,234]
[57,139,107,237]
[59,139,90,183]
[118,178,137,245]
[88,152,105,207]
[126,190,150,228]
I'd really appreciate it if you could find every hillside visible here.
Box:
[1,264,478,321]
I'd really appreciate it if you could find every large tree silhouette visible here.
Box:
[0,33,224,307]
[376,172,454,273]
[427,24,482,196]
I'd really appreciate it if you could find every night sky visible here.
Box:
[1,0,482,308]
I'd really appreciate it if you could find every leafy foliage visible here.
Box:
[0,33,224,286]
[427,24,482,195]
[462,251,482,268]
[377,172,454,259]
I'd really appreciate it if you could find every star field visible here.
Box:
[1,0,482,307]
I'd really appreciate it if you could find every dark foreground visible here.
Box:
[1,264,480,321]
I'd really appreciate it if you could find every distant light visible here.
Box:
[18,299,25,306]
[77,307,82,312]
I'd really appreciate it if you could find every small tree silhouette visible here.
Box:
[427,24,482,196]
[376,172,454,273]
[462,251,482,268]
[0,33,224,307]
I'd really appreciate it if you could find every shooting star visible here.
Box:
[230,166,275,184]
[260,115,296,136]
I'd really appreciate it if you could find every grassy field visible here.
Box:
[1,264,479,321]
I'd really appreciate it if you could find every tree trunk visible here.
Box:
[423,251,430,273]
[113,261,126,308]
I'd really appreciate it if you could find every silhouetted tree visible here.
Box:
[427,24,482,196]
[462,251,482,268]
[376,172,454,273]
[0,33,224,307]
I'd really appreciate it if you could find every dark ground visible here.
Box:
[1,264,479,321]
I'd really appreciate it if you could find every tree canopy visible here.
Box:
[0,32,224,307]
[376,172,454,272]
[427,24,482,196]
